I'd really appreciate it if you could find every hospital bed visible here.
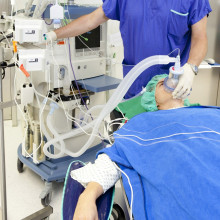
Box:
[62,106,220,220]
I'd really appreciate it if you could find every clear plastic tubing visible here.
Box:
[43,105,103,158]
[33,0,48,19]
[39,103,65,158]
[80,104,105,125]
[43,55,177,158]
[45,113,66,158]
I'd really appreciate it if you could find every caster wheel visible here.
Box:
[17,158,24,173]
[41,193,52,207]
[110,204,126,220]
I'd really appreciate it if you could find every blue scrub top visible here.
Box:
[102,0,212,98]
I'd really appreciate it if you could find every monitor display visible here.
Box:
[75,26,101,49]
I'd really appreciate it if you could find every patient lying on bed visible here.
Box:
[71,74,220,220]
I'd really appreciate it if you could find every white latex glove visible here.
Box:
[172,63,195,99]
[43,31,57,43]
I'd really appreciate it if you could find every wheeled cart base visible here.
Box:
[17,142,106,206]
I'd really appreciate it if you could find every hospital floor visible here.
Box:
[1,120,63,220]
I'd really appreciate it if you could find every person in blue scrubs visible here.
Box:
[47,0,211,100]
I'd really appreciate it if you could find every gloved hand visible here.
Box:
[43,31,57,43]
[172,63,195,99]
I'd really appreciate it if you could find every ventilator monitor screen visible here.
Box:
[75,26,101,49]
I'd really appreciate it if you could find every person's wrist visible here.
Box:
[49,31,57,41]
[53,30,59,40]
[187,63,199,75]
[80,190,97,202]
[79,182,103,203]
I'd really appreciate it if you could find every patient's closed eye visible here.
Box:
[158,81,164,86]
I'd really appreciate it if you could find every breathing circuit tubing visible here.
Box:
[43,55,177,158]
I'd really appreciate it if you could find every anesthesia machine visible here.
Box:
[0,0,182,216]
[0,0,122,205]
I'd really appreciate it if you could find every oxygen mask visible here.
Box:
[164,55,184,93]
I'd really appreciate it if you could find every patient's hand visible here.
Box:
[73,182,104,220]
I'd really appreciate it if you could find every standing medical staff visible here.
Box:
[46,0,211,99]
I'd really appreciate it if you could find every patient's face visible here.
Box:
[155,78,173,107]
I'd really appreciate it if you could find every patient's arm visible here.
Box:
[73,182,103,220]
[71,154,121,193]
[71,154,120,219]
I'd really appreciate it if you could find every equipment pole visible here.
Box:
[0,46,7,220]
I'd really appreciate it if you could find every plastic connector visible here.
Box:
[12,41,17,53]
[49,102,59,115]
[42,97,48,105]
[170,55,184,76]
[19,64,30,78]
[53,19,61,29]
[11,0,15,5]
[174,55,181,71]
